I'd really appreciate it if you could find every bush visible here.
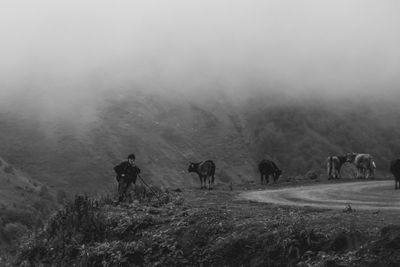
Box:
[56,189,68,204]
[0,208,33,226]
[3,165,14,174]
[38,185,53,201]
[17,195,107,266]
[46,195,106,243]
[80,241,145,266]
[3,222,28,241]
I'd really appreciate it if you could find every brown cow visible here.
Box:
[346,153,376,179]
[188,160,216,189]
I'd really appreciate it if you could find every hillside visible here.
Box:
[243,95,400,176]
[12,183,400,267]
[0,90,399,195]
[0,90,256,193]
[0,157,58,254]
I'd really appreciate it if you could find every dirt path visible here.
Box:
[240,180,400,210]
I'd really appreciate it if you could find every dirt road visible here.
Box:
[240,180,400,210]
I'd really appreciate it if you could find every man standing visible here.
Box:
[114,154,141,203]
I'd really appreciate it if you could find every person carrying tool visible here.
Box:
[114,153,141,203]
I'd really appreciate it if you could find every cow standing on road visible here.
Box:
[346,153,376,179]
[258,159,282,184]
[326,155,347,179]
[390,159,400,189]
[188,160,216,189]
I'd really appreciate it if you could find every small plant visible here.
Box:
[38,185,53,201]
[3,222,28,242]
[55,189,68,204]
[3,165,14,174]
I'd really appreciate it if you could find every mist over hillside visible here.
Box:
[0,89,399,194]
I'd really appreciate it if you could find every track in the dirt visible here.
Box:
[240,180,400,210]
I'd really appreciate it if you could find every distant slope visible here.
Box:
[0,90,256,193]
[0,157,57,251]
[0,91,399,194]
[243,96,400,175]
[0,157,38,207]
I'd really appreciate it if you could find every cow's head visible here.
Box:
[188,162,196,172]
[346,152,357,163]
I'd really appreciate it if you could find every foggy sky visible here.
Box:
[1,0,400,116]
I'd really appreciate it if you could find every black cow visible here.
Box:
[327,155,347,179]
[390,159,400,189]
[188,160,216,189]
[258,159,282,184]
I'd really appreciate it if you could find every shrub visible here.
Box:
[38,185,53,201]
[55,189,68,204]
[46,195,106,243]
[3,165,14,174]
[17,195,107,266]
[32,200,51,214]
[80,241,145,266]
[0,208,33,226]
[3,222,28,241]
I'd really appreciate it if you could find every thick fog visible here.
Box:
[1,0,400,118]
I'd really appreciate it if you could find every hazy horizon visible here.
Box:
[1,0,400,118]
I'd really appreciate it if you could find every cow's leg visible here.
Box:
[261,173,264,185]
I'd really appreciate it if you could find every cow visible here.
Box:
[346,153,376,179]
[390,159,400,189]
[326,155,347,179]
[188,160,216,189]
[258,159,282,184]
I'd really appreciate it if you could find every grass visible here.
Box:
[10,182,400,267]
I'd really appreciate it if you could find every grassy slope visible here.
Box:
[0,157,56,210]
[243,96,400,176]
[0,91,399,196]
[13,181,400,267]
[0,157,57,254]
[0,90,256,194]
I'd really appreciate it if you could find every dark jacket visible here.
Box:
[114,161,141,184]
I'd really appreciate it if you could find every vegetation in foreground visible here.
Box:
[7,183,400,267]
